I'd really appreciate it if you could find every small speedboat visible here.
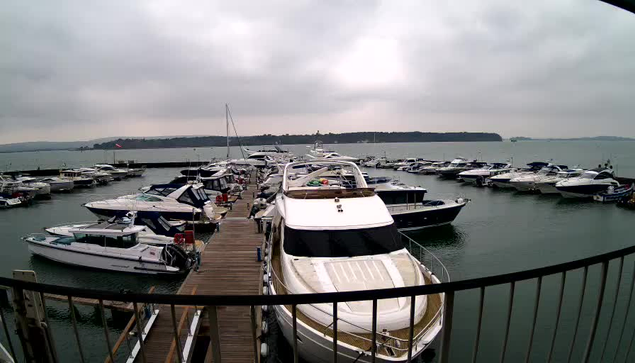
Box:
[94,164,129,180]
[594,185,633,203]
[39,177,74,192]
[0,195,23,208]
[418,161,449,175]
[556,168,620,198]
[458,163,512,186]
[24,224,195,274]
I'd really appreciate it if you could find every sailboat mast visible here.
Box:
[225,104,230,159]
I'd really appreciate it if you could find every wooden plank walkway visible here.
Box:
[136,179,263,363]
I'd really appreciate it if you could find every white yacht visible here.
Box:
[39,176,74,192]
[436,158,486,179]
[306,141,359,162]
[94,164,129,180]
[488,162,549,189]
[83,183,221,226]
[509,164,568,192]
[60,169,96,188]
[0,175,38,199]
[417,161,448,175]
[534,169,584,194]
[556,168,620,198]
[24,224,194,274]
[77,167,113,185]
[458,163,512,185]
[14,176,51,198]
[266,161,445,363]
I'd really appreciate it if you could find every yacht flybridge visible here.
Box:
[265,161,445,363]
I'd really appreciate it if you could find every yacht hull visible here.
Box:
[26,241,180,274]
[85,206,203,222]
[49,181,75,192]
[510,181,535,192]
[388,201,467,231]
[556,185,611,199]
[490,180,514,189]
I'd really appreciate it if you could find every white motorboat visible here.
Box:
[83,183,222,227]
[45,212,186,245]
[534,169,584,194]
[24,224,194,274]
[39,177,74,192]
[95,164,129,180]
[0,195,23,208]
[0,175,38,199]
[266,161,445,363]
[556,168,620,198]
[509,164,568,192]
[488,162,549,189]
[417,161,448,175]
[60,170,96,188]
[77,168,113,185]
[14,176,51,198]
[126,166,146,177]
[393,158,419,171]
[458,163,512,185]
[437,159,487,179]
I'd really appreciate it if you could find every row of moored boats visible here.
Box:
[0,164,146,208]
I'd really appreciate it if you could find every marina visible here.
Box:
[1,141,635,362]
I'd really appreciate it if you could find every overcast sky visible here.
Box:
[1,0,634,143]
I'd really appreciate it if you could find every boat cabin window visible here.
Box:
[73,233,138,248]
[136,195,163,202]
[595,172,613,180]
[378,191,425,204]
[283,224,403,257]
[147,187,179,196]
[580,172,597,179]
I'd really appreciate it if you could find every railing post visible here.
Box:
[471,287,485,363]
[567,266,589,363]
[99,299,115,363]
[132,302,147,363]
[0,298,17,362]
[439,291,455,363]
[250,305,258,363]
[333,302,338,363]
[547,272,567,363]
[371,299,378,362]
[525,277,542,363]
[613,262,635,363]
[581,261,609,363]
[207,306,222,363]
[500,282,516,363]
[292,304,298,363]
[67,296,85,363]
[600,257,624,362]
[407,294,416,362]
[170,304,184,363]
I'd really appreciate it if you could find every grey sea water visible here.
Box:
[1,141,634,362]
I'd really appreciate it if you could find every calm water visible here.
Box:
[1,141,635,362]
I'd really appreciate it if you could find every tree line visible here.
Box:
[92,131,502,149]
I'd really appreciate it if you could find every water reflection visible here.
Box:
[404,225,467,248]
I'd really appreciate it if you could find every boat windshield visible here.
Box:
[136,195,163,202]
[283,224,403,258]
[580,172,597,179]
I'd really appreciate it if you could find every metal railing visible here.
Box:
[0,243,633,362]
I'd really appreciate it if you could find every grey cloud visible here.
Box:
[1,0,635,142]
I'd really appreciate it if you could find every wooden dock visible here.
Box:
[135,178,264,363]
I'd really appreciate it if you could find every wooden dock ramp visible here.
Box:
[135,180,263,363]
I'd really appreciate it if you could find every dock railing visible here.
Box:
[0,242,634,362]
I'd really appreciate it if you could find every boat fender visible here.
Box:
[263,274,268,283]
[260,343,269,357]
[262,305,269,313]
[456,198,464,204]
[262,321,269,335]
[263,286,268,295]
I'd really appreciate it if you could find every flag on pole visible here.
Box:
[115,143,122,148]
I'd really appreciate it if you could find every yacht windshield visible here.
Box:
[283,224,403,257]
[581,172,596,179]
